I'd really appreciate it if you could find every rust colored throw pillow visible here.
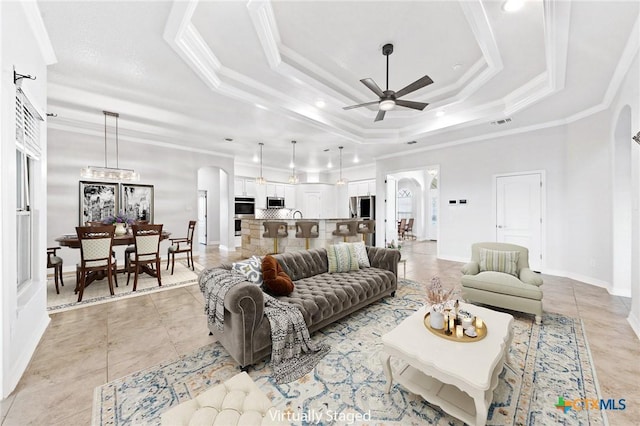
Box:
[261,255,294,296]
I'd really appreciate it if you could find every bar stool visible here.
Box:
[295,221,319,249]
[332,220,358,242]
[262,221,288,254]
[357,220,376,244]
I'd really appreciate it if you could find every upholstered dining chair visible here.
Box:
[404,218,415,240]
[398,218,407,240]
[46,247,64,294]
[125,219,150,275]
[127,224,163,291]
[75,225,118,302]
[167,220,196,275]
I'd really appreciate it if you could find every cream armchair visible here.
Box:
[461,242,543,324]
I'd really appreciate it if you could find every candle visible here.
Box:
[462,317,473,329]
[456,325,463,338]
[443,313,449,330]
[449,316,455,332]
[476,317,483,329]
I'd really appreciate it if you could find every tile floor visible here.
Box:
[1,241,638,425]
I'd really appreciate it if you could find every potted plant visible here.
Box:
[424,276,454,329]
[102,212,134,236]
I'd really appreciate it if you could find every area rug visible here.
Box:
[48,260,202,313]
[93,279,606,426]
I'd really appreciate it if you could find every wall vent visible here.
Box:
[491,118,512,125]
[407,140,417,145]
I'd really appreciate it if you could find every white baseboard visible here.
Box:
[628,312,640,340]
[543,269,613,292]
[436,254,467,264]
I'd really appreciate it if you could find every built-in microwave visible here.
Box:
[266,197,285,209]
[234,197,255,216]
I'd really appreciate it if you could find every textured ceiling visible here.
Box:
[41,0,639,172]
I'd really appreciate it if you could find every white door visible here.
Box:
[496,173,543,270]
[198,190,207,245]
[303,192,321,218]
[385,176,397,246]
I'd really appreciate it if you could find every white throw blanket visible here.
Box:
[199,268,330,383]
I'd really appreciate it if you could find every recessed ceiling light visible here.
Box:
[502,0,524,12]
[323,148,330,152]
[252,154,259,163]
[327,161,333,168]
[224,137,233,142]
[353,155,360,164]
[407,141,417,145]
[436,111,445,118]
[315,99,326,108]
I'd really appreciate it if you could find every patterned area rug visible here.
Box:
[93,279,606,425]
[48,260,201,313]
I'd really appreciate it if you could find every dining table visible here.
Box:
[55,231,172,288]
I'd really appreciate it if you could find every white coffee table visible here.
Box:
[380,303,513,426]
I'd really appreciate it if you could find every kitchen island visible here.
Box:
[241,218,364,257]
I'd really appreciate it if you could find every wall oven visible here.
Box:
[234,197,255,216]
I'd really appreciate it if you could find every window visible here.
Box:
[15,88,42,289]
[397,188,413,220]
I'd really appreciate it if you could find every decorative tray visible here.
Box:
[423,313,487,343]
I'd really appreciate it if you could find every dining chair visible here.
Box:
[75,225,118,302]
[127,224,163,291]
[46,247,64,294]
[398,218,407,240]
[125,219,150,275]
[405,218,415,240]
[167,220,196,275]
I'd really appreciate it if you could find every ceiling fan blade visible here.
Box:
[395,99,429,111]
[395,75,434,99]
[374,110,386,122]
[343,100,380,110]
[360,78,385,98]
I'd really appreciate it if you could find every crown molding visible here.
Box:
[21,1,57,65]
[47,117,235,159]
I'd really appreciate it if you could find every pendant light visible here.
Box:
[81,111,140,181]
[256,142,266,184]
[288,140,299,184]
[336,146,346,185]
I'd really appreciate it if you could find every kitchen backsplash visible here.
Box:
[255,208,292,219]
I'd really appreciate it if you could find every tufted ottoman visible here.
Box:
[160,372,284,425]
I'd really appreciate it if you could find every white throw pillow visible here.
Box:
[327,244,360,273]
[340,241,370,268]
[231,255,263,285]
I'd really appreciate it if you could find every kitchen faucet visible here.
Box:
[292,210,303,219]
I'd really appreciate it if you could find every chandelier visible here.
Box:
[288,140,299,184]
[256,142,266,184]
[336,146,346,185]
[81,111,139,181]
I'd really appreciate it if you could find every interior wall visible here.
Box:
[0,2,52,398]
[376,126,567,271]
[47,128,234,269]
[197,167,221,245]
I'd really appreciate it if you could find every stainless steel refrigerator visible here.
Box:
[349,196,376,245]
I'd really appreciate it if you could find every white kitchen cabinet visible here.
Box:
[255,184,266,209]
[285,185,296,208]
[265,183,285,197]
[348,179,376,197]
[234,177,257,197]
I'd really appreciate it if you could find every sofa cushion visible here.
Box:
[273,249,328,281]
[327,244,359,273]
[276,267,396,327]
[262,255,294,296]
[232,255,263,285]
[341,241,370,268]
[479,248,519,276]
[461,271,543,300]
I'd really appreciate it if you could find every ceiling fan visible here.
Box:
[343,43,433,122]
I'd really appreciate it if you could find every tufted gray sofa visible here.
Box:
[204,246,401,369]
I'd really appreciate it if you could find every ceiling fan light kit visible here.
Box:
[343,43,433,122]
